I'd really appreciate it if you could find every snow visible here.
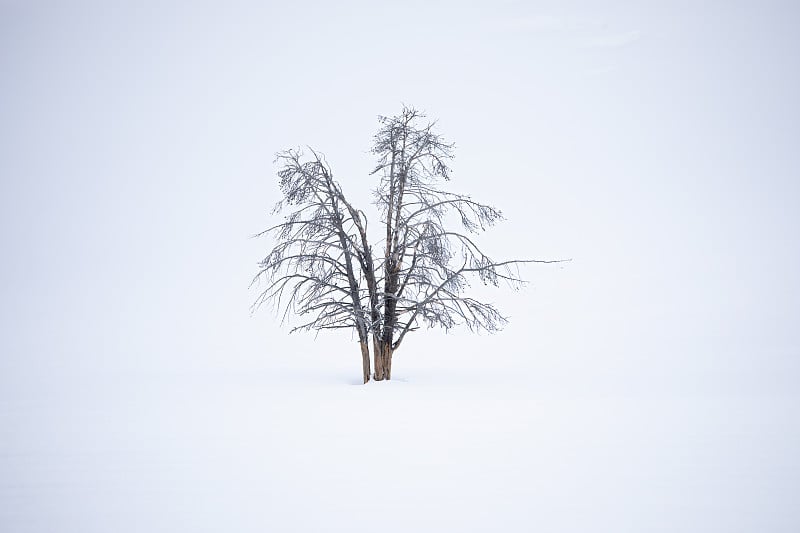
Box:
[2,348,798,532]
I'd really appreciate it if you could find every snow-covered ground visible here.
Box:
[2,344,798,533]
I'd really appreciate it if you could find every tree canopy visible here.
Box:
[253,106,562,382]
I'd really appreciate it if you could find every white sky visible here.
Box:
[1,0,798,394]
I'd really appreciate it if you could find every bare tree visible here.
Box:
[251,149,373,383]
[368,107,564,379]
[254,107,563,383]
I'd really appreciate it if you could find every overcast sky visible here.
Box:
[1,1,798,395]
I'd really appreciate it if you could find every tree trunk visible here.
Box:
[373,342,393,381]
[360,341,371,384]
[384,343,392,380]
[373,339,384,381]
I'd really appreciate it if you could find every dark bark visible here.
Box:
[359,340,371,384]
[373,340,393,381]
